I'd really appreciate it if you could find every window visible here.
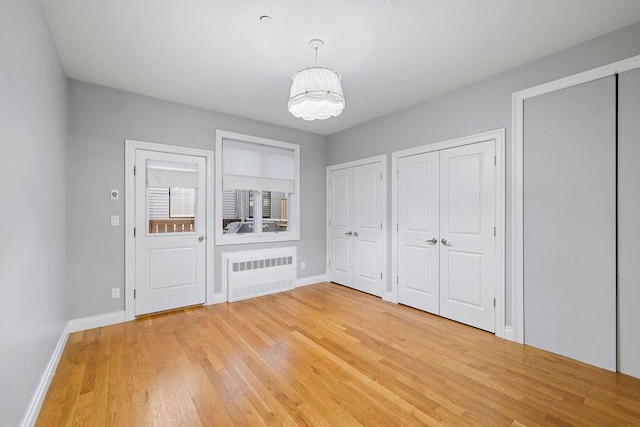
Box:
[146,159,199,234]
[215,130,300,244]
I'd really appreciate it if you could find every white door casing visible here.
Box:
[397,152,440,314]
[439,141,496,332]
[134,150,206,316]
[327,155,386,297]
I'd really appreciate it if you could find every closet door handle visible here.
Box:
[426,238,438,245]
[345,231,353,236]
[441,238,453,247]
[353,232,359,237]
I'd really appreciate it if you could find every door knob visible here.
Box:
[345,231,353,236]
[353,232,359,237]
[441,238,453,246]
[426,238,438,245]
[198,236,205,242]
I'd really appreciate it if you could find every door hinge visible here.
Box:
[134,289,137,299]
[133,227,136,237]
[380,222,383,230]
[493,298,496,308]
[396,275,399,284]
[493,227,496,237]
[397,223,399,231]
[134,165,136,175]
[328,260,331,267]
[397,170,399,178]
[380,172,383,180]
[380,273,382,280]
[494,155,497,166]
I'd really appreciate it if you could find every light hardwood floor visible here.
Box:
[37,282,640,426]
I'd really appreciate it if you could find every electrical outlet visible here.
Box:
[111,288,120,299]
[301,261,306,270]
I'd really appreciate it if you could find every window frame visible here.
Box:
[215,130,300,245]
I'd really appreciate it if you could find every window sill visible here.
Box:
[215,231,300,246]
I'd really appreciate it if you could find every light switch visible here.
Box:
[111,215,120,226]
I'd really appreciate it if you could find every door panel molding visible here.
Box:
[125,140,215,321]
[392,129,505,337]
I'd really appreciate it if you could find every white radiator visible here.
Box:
[224,247,297,302]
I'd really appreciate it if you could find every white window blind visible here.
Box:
[148,188,170,219]
[169,188,196,217]
[147,160,199,188]
[222,140,295,193]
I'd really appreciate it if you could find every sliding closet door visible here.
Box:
[618,69,640,378]
[523,76,616,371]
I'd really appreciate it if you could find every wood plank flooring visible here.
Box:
[37,282,640,426]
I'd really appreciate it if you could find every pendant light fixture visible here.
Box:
[288,39,345,121]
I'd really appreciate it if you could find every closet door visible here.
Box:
[523,77,616,371]
[618,68,640,378]
[328,168,353,286]
[397,152,440,314]
[328,162,384,297]
[353,163,384,296]
[439,141,496,332]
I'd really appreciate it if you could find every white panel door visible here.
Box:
[353,163,384,296]
[135,150,206,316]
[439,141,496,332]
[328,168,353,286]
[397,152,440,314]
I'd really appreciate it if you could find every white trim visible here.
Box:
[391,129,506,337]
[296,274,329,287]
[208,294,227,305]
[511,54,640,344]
[20,323,70,427]
[326,155,388,298]
[214,130,301,246]
[125,140,216,322]
[68,311,126,333]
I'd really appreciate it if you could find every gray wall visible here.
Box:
[0,1,69,425]
[618,68,640,378]
[67,80,327,318]
[327,21,640,329]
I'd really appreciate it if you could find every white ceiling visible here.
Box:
[41,0,640,136]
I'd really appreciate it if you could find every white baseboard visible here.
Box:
[20,323,70,427]
[208,294,227,305]
[68,311,126,333]
[502,326,516,342]
[295,274,328,287]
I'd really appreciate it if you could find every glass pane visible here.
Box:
[148,187,196,234]
[222,189,289,234]
[269,191,289,232]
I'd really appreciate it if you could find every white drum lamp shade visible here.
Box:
[288,66,345,120]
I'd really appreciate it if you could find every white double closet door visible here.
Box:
[397,141,496,332]
[328,161,385,297]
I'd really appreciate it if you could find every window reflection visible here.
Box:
[222,189,288,234]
